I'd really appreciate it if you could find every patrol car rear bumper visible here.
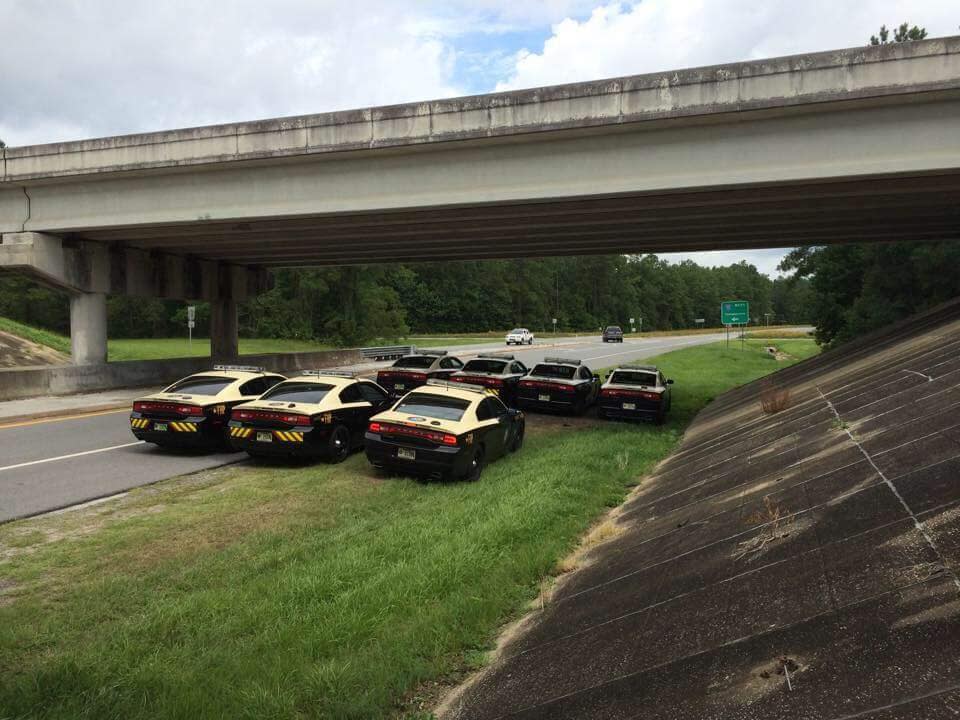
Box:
[228,423,330,457]
[130,414,226,449]
[364,433,471,479]
[516,394,578,414]
[596,399,662,420]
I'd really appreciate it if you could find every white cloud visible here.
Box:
[0,1,464,145]
[4,1,956,146]
[497,0,960,91]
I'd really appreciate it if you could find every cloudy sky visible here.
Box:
[3,1,957,275]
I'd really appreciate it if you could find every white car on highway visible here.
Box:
[505,328,534,345]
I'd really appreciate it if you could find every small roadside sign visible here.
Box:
[695,318,705,325]
[187,305,196,348]
[720,301,749,325]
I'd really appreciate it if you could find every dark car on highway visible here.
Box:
[448,353,529,406]
[597,364,673,423]
[228,371,393,462]
[602,325,624,343]
[376,350,464,398]
[129,365,286,450]
[515,357,601,415]
[365,379,525,481]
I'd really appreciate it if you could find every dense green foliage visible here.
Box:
[0,255,810,346]
[0,339,816,720]
[779,240,960,347]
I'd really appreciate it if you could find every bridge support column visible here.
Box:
[210,299,239,362]
[69,292,108,365]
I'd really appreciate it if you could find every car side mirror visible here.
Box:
[593,374,600,380]
[667,379,674,385]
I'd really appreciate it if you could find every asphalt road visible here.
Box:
[0,332,729,523]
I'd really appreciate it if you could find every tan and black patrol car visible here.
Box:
[129,365,286,449]
[515,356,601,415]
[227,371,393,462]
[376,350,464,398]
[597,364,673,423]
[448,353,529,406]
[364,379,525,481]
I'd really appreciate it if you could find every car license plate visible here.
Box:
[256,431,273,443]
[538,394,551,402]
[623,402,637,410]
[395,383,405,390]
[397,447,416,460]
[154,422,167,432]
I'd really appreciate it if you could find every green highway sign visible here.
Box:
[721,300,750,325]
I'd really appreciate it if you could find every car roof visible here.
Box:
[537,356,583,367]
[281,372,360,387]
[614,365,658,372]
[402,382,489,403]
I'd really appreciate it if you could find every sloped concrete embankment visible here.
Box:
[446,298,960,719]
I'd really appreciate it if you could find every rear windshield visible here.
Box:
[531,364,576,380]
[392,356,435,369]
[462,359,507,374]
[165,376,234,396]
[605,326,623,332]
[610,371,658,387]
[394,393,470,421]
[259,381,333,404]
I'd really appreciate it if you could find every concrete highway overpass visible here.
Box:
[1,36,959,365]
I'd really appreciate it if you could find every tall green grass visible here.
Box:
[0,339,817,719]
[0,316,71,355]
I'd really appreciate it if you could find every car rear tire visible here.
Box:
[509,422,525,452]
[465,446,486,481]
[328,425,351,464]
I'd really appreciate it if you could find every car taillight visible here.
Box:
[602,389,660,401]
[235,409,308,424]
[370,422,457,445]
[133,401,202,415]
[451,376,464,382]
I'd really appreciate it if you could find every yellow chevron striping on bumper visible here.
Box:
[171,422,198,433]
[230,427,253,438]
[274,431,304,442]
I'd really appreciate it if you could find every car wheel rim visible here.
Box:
[333,429,349,459]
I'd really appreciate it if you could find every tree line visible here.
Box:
[0,255,811,346]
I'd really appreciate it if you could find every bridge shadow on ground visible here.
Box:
[444,299,960,719]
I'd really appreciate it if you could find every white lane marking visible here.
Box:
[0,441,145,473]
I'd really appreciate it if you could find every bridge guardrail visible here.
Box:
[359,345,415,361]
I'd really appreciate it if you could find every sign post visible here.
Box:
[187,305,196,350]
[552,318,557,336]
[629,317,635,333]
[720,301,749,351]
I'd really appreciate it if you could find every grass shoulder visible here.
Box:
[0,338,817,719]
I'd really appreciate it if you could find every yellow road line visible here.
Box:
[0,408,129,431]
